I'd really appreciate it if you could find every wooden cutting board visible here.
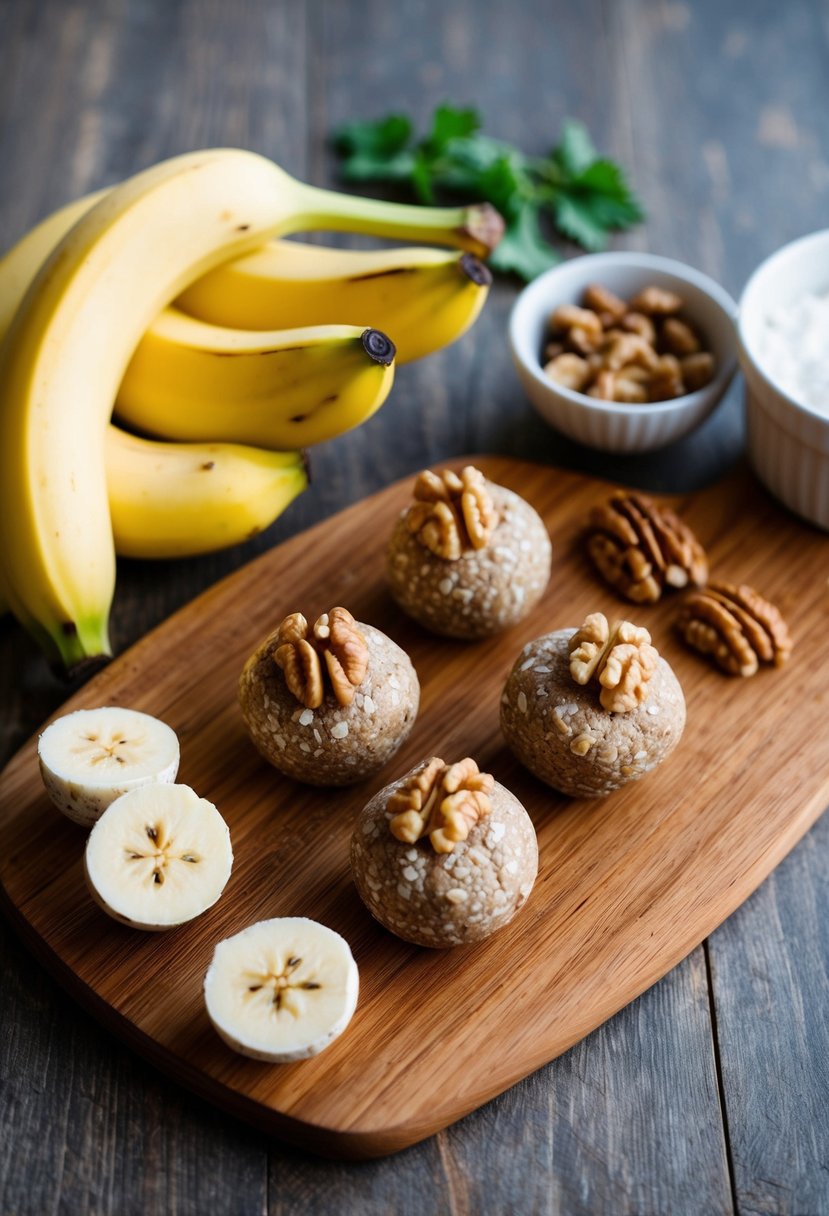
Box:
[1,457,826,1159]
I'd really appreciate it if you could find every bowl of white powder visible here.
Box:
[738,229,829,530]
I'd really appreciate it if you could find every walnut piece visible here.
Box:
[584,282,627,323]
[275,637,323,709]
[621,311,656,345]
[662,317,701,356]
[318,607,369,705]
[629,285,683,315]
[406,465,498,559]
[681,352,715,391]
[544,352,591,391]
[675,582,792,676]
[388,756,494,853]
[273,606,368,707]
[569,612,660,713]
[585,490,708,603]
[550,304,603,339]
[648,354,685,401]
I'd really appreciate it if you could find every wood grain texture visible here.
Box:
[2,0,829,1207]
[708,814,829,1216]
[0,457,823,1160]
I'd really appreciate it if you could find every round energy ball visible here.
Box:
[501,625,685,797]
[386,467,551,640]
[239,608,419,787]
[351,757,538,948]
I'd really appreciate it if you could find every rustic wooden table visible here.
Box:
[1,1,827,1212]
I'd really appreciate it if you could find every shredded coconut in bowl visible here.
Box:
[758,292,829,413]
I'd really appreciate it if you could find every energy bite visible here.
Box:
[351,756,538,947]
[239,606,419,786]
[501,613,685,797]
[386,465,551,639]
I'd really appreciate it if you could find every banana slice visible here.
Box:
[38,706,180,826]
[84,783,233,930]
[204,918,359,1062]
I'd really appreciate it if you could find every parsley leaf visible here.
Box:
[334,114,415,183]
[489,202,561,280]
[550,119,598,178]
[331,106,645,281]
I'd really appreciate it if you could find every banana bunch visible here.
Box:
[0,149,501,670]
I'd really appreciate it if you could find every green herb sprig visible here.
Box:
[333,104,644,281]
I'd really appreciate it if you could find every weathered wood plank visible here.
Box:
[709,814,829,1216]
[640,2,829,1212]
[0,923,269,1216]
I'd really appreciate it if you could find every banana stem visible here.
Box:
[14,606,112,676]
[289,183,504,258]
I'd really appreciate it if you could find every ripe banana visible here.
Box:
[177,244,493,363]
[116,316,395,448]
[0,198,310,559]
[203,917,359,1061]
[0,191,106,334]
[84,783,234,929]
[3,192,492,369]
[106,429,308,558]
[0,147,502,671]
[38,706,180,826]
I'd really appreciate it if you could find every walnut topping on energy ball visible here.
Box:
[387,466,552,639]
[239,607,419,787]
[501,619,685,798]
[406,466,499,558]
[388,755,494,853]
[569,613,659,713]
[351,757,538,948]
[273,607,368,708]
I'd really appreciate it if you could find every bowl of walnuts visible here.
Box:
[508,252,738,453]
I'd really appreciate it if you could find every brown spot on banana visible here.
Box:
[345,266,414,283]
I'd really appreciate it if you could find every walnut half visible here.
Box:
[569,611,660,713]
[675,582,792,676]
[388,756,494,853]
[406,466,498,560]
[585,490,708,604]
[273,607,368,707]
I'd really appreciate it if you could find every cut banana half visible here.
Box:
[204,918,359,1062]
[38,706,180,826]
[84,783,233,930]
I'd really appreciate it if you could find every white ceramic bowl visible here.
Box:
[508,252,738,453]
[738,229,829,531]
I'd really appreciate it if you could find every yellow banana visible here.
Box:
[0,147,502,670]
[177,243,493,362]
[115,315,395,448]
[0,192,106,334]
[0,196,308,562]
[106,428,307,559]
[4,192,492,368]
